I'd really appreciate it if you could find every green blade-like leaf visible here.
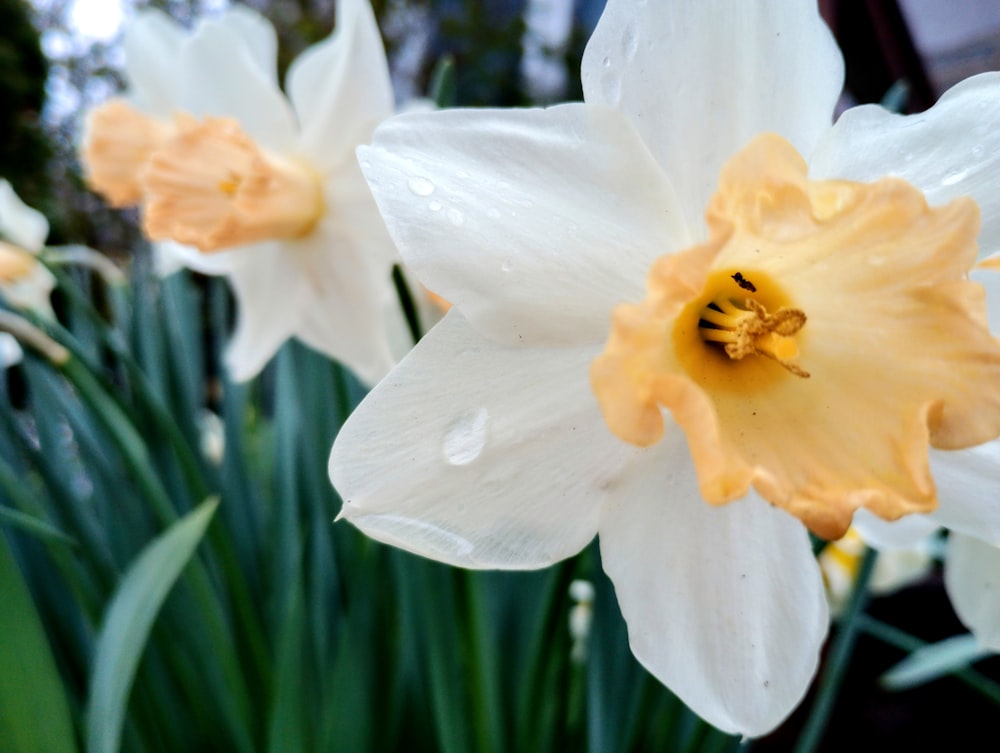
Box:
[85,497,220,753]
[0,532,79,753]
[881,633,992,691]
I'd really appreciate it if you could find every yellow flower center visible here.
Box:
[80,99,176,207]
[674,268,808,388]
[141,116,324,253]
[591,133,1000,540]
[0,242,37,283]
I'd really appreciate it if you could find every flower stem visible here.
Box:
[793,545,879,753]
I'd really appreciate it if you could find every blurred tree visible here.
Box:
[0,0,53,211]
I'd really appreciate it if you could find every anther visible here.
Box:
[698,297,809,377]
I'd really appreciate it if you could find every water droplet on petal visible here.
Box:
[443,408,490,465]
[501,258,514,272]
[429,200,442,212]
[602,55,611,68]
[408,176,436,196]
[447,207,465,226]
[941,168,969,187]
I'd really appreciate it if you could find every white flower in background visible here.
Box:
[0,333,22,368]
[0,180,56,318]
[817,526,935,616]
[568,579,595,663]
[330,0,1000,736]
[80,0,400,383]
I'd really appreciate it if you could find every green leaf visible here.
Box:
[881,633,992,691]
[429,55,457,108]
[85,497,220,753]
[0,532,78,753]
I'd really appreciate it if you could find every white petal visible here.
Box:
[222,244,306,381]
[359,103,690,348]
[945,534,1000,651]
[215,5,280,85]
[852,508,940,550]
[598,433,828,736]
[330,311,636,568]
[582,0,843,234]
[176,14,298,153]
[289,223,396,386]
[122,10,185,116]
[972,266,1000,333]
[287,0,394,172]
[0,180,48,252]
[0,333,22,368]
[153,241,237,277]
[811,73,1000,257]
[929,442,1000,546]
[2,261,56,318]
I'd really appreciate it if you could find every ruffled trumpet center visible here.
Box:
[141,116,324,252]
[80,98,176,208]
[592,133,1000,540]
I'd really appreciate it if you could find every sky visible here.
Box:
[67,0,125,41]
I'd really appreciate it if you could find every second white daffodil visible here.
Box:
[80,0,400,383]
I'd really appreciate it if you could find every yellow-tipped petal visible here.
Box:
[592,133,1000,540]
[80,99,174,207]
[0,242,37,283]
[141,116,323,252]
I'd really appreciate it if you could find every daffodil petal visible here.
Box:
[215,5,280,85]
[0,180,48,252]
[122,10,185,116]
[2,261,56,318]
[944,534,1000,651]
[358,103,690,348]
[0,333,21,368]
[176,14,298,153]
[287,0,394,172]
[929,442,1000,546]
[153,241,234,277]
[291,225,395,386]
[851,508,939,550]
[811,72,1000,258]
[598,432,827,737]
[972,266,1000,332]
[222,243,306,381]
[330,311,634,568]
[581,0,842,234]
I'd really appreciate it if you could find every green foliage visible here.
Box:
[0,256,745,753]
[0,530,78,753]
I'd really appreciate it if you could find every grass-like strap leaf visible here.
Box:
[881,633,992,691]
[85,497,220,753]
[0,533,78,753]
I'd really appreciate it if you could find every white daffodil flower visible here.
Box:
[80,0,400,383]
[0,333,22,368]
[0,180,56,318]
[817,525,935,616]
[331,0,1000,736]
